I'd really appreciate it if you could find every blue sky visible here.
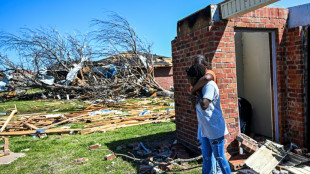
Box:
[0,0,309,58]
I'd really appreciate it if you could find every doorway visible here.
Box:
[234,30,278,140]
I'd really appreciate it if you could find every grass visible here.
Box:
[0,97,202,173]
[0,100,87,115]
[0,122,199,174]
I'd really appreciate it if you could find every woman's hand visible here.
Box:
[190,94,197,109]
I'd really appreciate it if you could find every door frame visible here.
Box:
[234,28,279,141]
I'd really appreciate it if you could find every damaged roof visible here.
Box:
[95,51,172,67]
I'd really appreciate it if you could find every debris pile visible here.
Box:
[0,99,175,137]
[0,14,174,102]
[105,140,196,174]
[229,133,310,174]
[0,52,174,102]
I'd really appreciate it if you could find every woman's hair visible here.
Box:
[193,54,207,65]
[186,64,206,84]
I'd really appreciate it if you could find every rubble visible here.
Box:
[244,140,287,174]
[89,143,101,150]
[228,154,250,171]
[0,98,175,136]
[236,133,260,154]
[111,141,196,173]
[230,134,310,174]
[104,154,116,161]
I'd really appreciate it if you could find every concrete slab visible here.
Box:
[245,140,287,174]
[0,152,26,165]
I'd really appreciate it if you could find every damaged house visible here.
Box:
[95,52,174,90]
[172,1,310,157]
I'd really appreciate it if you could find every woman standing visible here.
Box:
[187,64,231,174]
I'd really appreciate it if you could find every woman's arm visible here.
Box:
[199,98,210,110]
[190,73,213,95]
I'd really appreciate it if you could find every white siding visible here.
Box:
[221,0,280,19]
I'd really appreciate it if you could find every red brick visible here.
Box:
[241,18,251,22]
[104,154,116,161]
[89,143,101,150]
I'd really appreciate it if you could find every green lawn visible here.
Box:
[0,122,202,174]
[0,100,87,115]
[0,122,197,174]
[0,98,202,173]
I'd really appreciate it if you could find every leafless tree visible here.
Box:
[0,13,173,101]
[0,28,97,94]
[91,12,172,97]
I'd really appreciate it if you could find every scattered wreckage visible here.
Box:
[0,52,173,102]
[0,14,173,102]
[0,100,175,137]
[1,100,310,173]
[228,133,310,174]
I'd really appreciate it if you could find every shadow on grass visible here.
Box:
[105,130,177,173]
[105,129,202,173]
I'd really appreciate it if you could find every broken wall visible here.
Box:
[172,6,308,154]
[154,67,173,90]
[283,26,306,145]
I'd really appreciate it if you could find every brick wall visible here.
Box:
[154,67,173,90]
[283,27,305,145]
[172,6,307,153]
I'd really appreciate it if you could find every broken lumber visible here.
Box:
[83,113,174,128]
[81,119,174,135]
[0,137,10,157]
[0,129,81,136]
[0,105,17,132]
[23,122,38,130]
[42,114,88,129]
[4,138,9,154]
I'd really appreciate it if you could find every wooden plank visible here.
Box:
[23,123,38,130]
[4,138,9,154]
[0,129,81,136]
[81,119,174,135]
[42,113,89,129]
[83,113,174,128]
[0,105,18,132]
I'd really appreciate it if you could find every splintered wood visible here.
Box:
[0,99,175,136]
[0,137,10,157]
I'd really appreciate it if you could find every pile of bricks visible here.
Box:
[235,133,260,154]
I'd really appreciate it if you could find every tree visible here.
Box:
[91,12,172,97]
[0,13,173,101]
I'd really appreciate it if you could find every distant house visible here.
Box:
[95,52,173,90]
[152,56,173,90]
